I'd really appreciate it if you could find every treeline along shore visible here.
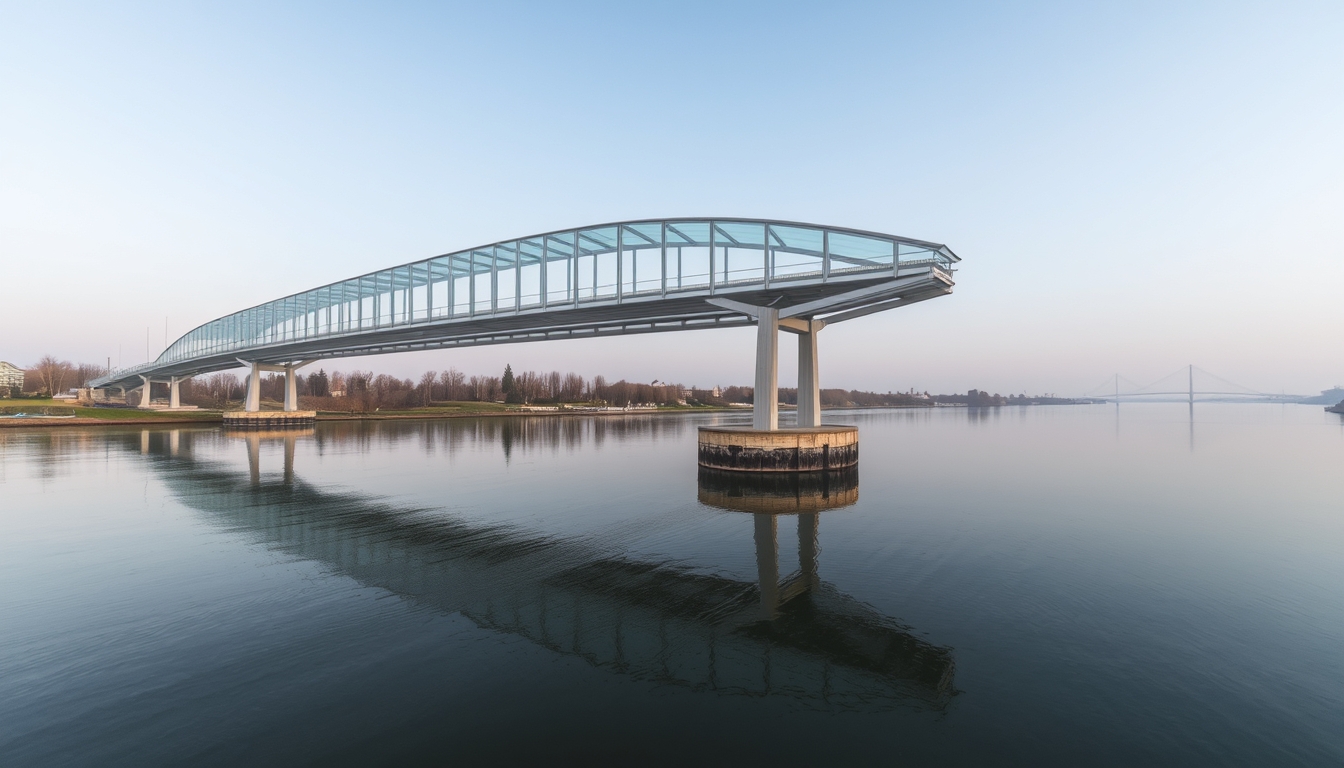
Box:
[2,355,1090,426]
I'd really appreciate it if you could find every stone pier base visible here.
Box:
[697,425,858,472]
[223,411,317,429]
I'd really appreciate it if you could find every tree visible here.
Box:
[306,369,329,397]
[419,370,437,405]
[31,356,73,395]
[502,364,522,404]
[440,368,465,400]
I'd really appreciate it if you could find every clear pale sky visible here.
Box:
[2,2,1340,396]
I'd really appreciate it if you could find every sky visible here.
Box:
[2,1,1340,396]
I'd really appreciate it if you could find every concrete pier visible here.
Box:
[697,425,858,472]
[223,411,317,429]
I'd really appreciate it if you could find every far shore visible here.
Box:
[0,399,960,429]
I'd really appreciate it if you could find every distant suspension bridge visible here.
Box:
[1083,365,1304,403]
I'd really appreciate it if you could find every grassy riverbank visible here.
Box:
[0,398,748,428]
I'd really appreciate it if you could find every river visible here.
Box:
[1,404,1341,766]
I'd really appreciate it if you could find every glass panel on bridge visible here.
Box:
[391,266,411,325]
[544,232,576,305]
[451,255,472,316]
[768,224,825,282]
[409,263,430,322]
[665,221,711,290]
[518,238,543,308]
[714,221,765,285]
[374,270,395,326]
[898,242,938,266]
[429,258,452,319]
[496,243,518,312]
[579,226,617,300]
[471,251,492,314]
[828,232,894,275]
[620,223,663,295]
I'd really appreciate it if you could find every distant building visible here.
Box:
[0,361,23,391]
[1300,386,1344,405]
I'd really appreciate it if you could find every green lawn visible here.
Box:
[0,399,221,421]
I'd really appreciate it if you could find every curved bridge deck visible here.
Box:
[92,218,957,390]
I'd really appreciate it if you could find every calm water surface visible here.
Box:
[1,405,1341,766]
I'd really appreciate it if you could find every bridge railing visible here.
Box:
[143,218,956,371]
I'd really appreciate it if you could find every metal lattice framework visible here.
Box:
[92,218,958,391]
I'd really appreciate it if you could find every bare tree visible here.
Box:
[547,371,562,400]
[562,372,585,401]
[440,368,465,400]
[31,356,73,395]
[419,371,437,406]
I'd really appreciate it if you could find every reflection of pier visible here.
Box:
[697,467,859,623]
[130,430,954,712]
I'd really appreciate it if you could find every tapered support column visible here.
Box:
[244,362,261,412]
[754,513,779,619]
[284,366,299,412]
[169,377,182,409]
[754,307,779,431]
[138,376,154,409]
[797,324,821,428]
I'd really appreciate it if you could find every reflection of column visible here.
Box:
[754,513,779,619]
[753,307,779,430]
[140,430,149,454]
[247,433,261,486]
[283,435,296,484]
[1188,402,1195,454]
[169,429,180,457]
[798,512,819,590]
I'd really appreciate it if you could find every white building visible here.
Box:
[0,361,24,391]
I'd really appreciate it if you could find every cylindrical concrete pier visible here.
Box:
[223,411,317,429]
[697,425,857,472]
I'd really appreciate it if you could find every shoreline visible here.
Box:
[0,401,1131,430]
[0,403,945,429]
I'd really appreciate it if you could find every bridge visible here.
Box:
[90,218,959,429]
[1084,365,1305,403]
[124,427,956,712]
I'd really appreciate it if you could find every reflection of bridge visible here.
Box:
[129,428,955,711]
[91,218,958,429]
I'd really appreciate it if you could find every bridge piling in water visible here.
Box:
[701,302,854,472]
